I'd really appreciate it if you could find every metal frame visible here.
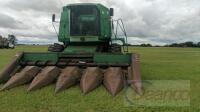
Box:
[111,19,129,53]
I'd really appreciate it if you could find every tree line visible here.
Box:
[128,41,200,47]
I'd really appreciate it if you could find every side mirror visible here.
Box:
[52,14,56,22]
[110,8,114,16]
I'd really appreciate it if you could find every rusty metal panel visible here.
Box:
[0,52,23,83]
[80,67,103,94]
[28,66,60,92]
[1,66,41,90]
[130,54,143,95]
[103,67,124,96]
[55,67,81,93]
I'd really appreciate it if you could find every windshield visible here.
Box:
[70,5,100,36]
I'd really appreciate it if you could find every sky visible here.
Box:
[0,0,199,45]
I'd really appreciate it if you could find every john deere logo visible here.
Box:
[80,37,85,42]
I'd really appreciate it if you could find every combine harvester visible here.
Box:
[0,3,142,96]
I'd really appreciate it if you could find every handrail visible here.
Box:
[111,19,129,52]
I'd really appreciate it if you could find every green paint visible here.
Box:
[63,46,97,53]
[97,4,112,40]
[19,52,132,64]
[58,3,111,45]
[58,7,69,42]
[94,53,131,64]
[22,53,58,63]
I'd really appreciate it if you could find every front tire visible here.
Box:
[48,43,64,52]
[109,44,121,53]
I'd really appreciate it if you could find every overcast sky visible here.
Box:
[0,0,199,45]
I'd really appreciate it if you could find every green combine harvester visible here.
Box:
[0,3,142,96]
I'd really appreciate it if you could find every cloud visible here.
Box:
[0,0,199,45]
[0,13,26,29]
[5,0,61,13]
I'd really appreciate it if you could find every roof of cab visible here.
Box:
[66,3,100,7]
[63,3,109,11]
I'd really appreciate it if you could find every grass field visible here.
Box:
[0,46,200,112]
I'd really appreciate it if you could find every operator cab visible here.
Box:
[70,5,100,36]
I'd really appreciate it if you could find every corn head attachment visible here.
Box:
[0,52,142,96]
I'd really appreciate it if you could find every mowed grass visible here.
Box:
[0,46,200,112]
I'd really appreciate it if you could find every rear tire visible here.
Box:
[48,43,64,52]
